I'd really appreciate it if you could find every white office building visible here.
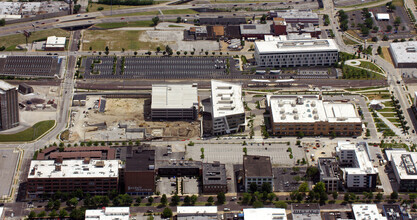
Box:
[85,207,130,220]
[177,206,218,220]
[45,36,66,51]
[254,36,339,68]
[386,151,417,191]
[389,42,417,68]
[352,204,387,220]
[336,142,378,190]
[211,80,245,135]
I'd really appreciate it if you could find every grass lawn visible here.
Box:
[342,35,360,45]
[381,47,393,65]
[0,120,55,142]
[87,3,139,12]
[0,29,69,51]
[95,19,176,29]
[359,61,384,73]
[382,101,394,107]
[376,107,396,112]
[168,24,184,27]
[82,30,166,51]
[341,0,387,9]
[380,112,397,117]
[345,86,385,91]
[110,9,197,17]
[387,118,401,123]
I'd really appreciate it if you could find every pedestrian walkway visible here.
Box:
[376,111,404,137]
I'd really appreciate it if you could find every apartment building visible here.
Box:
[387,151,417,191]
[0,81,19,130]
[243,155,274,192]
[318,157,340,192]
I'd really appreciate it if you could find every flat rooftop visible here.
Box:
[211,80,244,118]
[243,155,273,177]
[157,160,202,169]
[151,84,198,109]
[85,207,129,220]
[291,203,321,220]
[46,36,66,47]
[0,80,15,92]
[352,204,387,220]
[318,157,339,179]
[125,148,155,172]
[390,152,417,180]
[28,159,120,179]
[243,208,287,220]
[203,162,227,185]
[177,206,218,215]
[255,38,339,54]
[272,9,319,20]
[336,142,377,175]
[390,42,417,64]
[240,24,271,35]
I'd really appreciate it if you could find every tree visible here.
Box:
[376,192,383,201]
[0,19,5,26]
[70,208,85,220]
[191,195,198,205]
[156,46,161,53]
[387,25,393,32]
[306,166,319,179]
[299,182,309,192]
[394,17,401,26]
[391,191,399,200]
[38,211,47,218]
[28,211,36,219]
[207,196,214,205]
[152,16,160,26]
[59,209,68,218]
[252,200,264,208]
[377,46,382,55]
[89,46,92,51]
[249,182,258,193]
[409,193,417,201]
[136,197,142,205]
[162,207,173,218]
[177,51,181,56]
[176,16,182,23]
[47,201,54,210]
[383,35,389,41]
[171,194,180,206]
[148,196,154,205]
[184,195,191,206]
[165,45,173,56]
[67,197,78,208]
[49,209,58,218]
[217,192,226,204]
[262,182,272,193]
[161,194,167,206]
[275,201,287,208]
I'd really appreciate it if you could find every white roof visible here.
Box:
[352,204,386,220]
[211,80,244,118]
[390,42,417,64]
[370,100,381,105]
[85,207,129,220]
[46,36,66,47]
[177,206,218,214]
[336,142,377,175]
[0,80,16,91]
[267,95,361,123]
[0,207,3,218]
[376,13,390,20]
[390,152,417,180]
[255,37,339,54]
[28,159,120,179]
[151,84,198,109]
[243,208,287,220]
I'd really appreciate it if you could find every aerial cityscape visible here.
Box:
[0,0,417,218]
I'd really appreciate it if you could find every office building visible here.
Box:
[44,36,66,51]
[26,159,120,198]
[266,95,362,137]
[0,81,19,130]
[243,208,287,220]
[124,147,155,196]
[352,204,387,220]
[318,157,340,192]
[291,203,321,220]
[255,35,339,67]
[85,207,129,220]
[157,160,202,176]
[273,18,287,35]
[387,151,417,191]
[243,155,274,192]
[151,84,198,120]
[268,9,319,25]
[389,42,417,68]
[211,80,245,136]
[336,142,378,190]
[177,206,218,220]
[202,162,227,194]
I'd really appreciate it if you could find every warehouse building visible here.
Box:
[26,159,120,198]
[243,155,274,192]
[151,84,199,120]
[124,147,155,196]
[211,80,245,136]
[254,36,339,67]
[0,81,19,130]
[266,95,362,137]
[44,36,66,51]
[387,151,417,191]
[268,9,319,25]
[336,142,378,190]
[202,162,227,194]
[376,13,390,21]
[318,157,340,192]
[389,42,417,68]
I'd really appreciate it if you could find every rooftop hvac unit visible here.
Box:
[280,108,285,114]
[314,114,319,120]
[311,101,316,107]
[293,108,298,113]
[291,102,296,107]
[281,115,286,120]
[278,101,284,107]
[313,108,318,114]
[294,114,299,120]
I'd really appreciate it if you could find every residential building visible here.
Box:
[318,157,340,192]
[352,204,387,220]
[240,24,272,40]
[124,147,155,196]
[254,36,339,67]
[44,36,66,51]
[266,95,362,137]
[243,208,287,220]
[85,207,129,220]
[0,81,19,130]
[389,42,417,68]
[243,155,274,192]
[336,142,378,190]
[18,83,33,94]
[387,151,417,191]
[157,160,202,177]
[291,203,321,220]
[177,206,218,220]
[151,84,198,120]
[26,159,120,198]
[268,9,319,25]
[211,80,245,136]
[202,162,227,194]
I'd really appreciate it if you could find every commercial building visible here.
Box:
[26,159,120,198]
[291,203,321,220]
[273,18,287,35]
[382,205,408,220]
[0,81,19,130]
[36,146,116,160]
[269,10,319,25]
[177,206,218,220]
[243,155,274,192]
[157,160,202,177]
[202,162,227,194]
[124,147,155,196]
[266,95,362,137]
[151,84,199,120]
[18,83,33,94]
[389,42,417,68]
[85,207,130,220]
[376,13,390,21]
[336,142,378,190]
[318,157,340,192]
[199,17,246,25]
[72,94,86,106]
[254,36,339,68]
[387,151,417,191]
[207,25,225,40]
[286,23,322,38]
[240,24,272,40]
[44,36,66,51]
[211,80,245,136]
[243,208,287,220]
[352,204,387,220]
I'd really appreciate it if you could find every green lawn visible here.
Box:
[95,20,154,29]
[387,118,401,123]
[341,0,387,8]
[345,86,385,91]
[376,107,396,112]
[0,29,70,51]
[380,112,397,117]
[359,61,384,73]
[168,24,184,27]
[382,101,394,107]
[0,120,55,142]
[342,35,360,45]
[87,3,141,12]
[109,9,197,17]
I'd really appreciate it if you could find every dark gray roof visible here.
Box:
[318,157,339,179]
[125,147,155,172]
[243,155,272,177]
[203,162,227,186]
[73,94,87,101]
[199,17,246,25]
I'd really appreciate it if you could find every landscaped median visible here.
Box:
[0,120,55,142]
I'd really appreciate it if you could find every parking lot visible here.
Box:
[0,56,62,78]
[84,56,237,79]
[0,149,19,199]
[156,177,177,195]
[273,167,307,192]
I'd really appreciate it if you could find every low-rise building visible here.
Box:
[387,151,417,191]
[389,42,417,68]
[85,207,129,220]
[202,161,227,194]
[177,206,218,220]
[243,155,274,192]
[376,13,390,21]
[240,24,272,40]
[336,142,378,190]
[369,100,385,110]
[199,17,246,25]
[269,9,319,25]
[18,83,33,94]
[157,160,202,177]
[352,204,387,220]
[291,203,321,220]
[266,95,362,137]
[44,36,66,51]
[243,208,287,220]
[318,157,340,192]
[124,147,155,196]
[211,80,245,136]
[382,205,408,220]
[151,84,199,120]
